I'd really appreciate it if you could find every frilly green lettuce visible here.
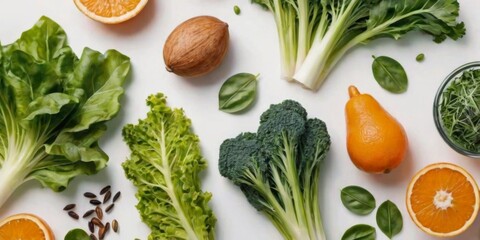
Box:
[122,93,216,240]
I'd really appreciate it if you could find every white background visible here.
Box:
[1,1,480,240]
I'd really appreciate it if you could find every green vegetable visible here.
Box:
[341,186,376,215]
[416,53,425,62]
[219,73,258,113]
[341,224,376,240]
[64,229,90,240]
[251,0,465,90]
[122,93,216,240]
[376,200,403,239]
[372,56,408,93]
[0,16,130,209]
[234,5,241,15]
[219,100,331,240]
[438,69,480,152]
[439,68,480,152]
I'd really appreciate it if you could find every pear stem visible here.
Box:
[348,85,360,98]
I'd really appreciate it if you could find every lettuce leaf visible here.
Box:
[0,16,130,208]
[122,93,216,240]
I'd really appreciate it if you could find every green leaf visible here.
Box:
[372,56,408,93]
[64,228,90,240]
[0,16,130,209]
[438,68,480,152]
[4,16,72,61]
[219,73,258,113]
[341,186,376,215]
[3,15,76,81]
[46,123,108,163]
[25,93,78,120]
[65,48,130,132]
[376,200,403,239]
[122,93,216,240]
[341,224,376,240]
[366,0,465,43]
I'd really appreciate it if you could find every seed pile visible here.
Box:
[63,185,121,240]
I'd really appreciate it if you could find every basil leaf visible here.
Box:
[341,224,376,240]
[372,56,408,93]
[376,200,403,239]
[219,73,258,113]
[64,228,90,240]
[341,186,376,215]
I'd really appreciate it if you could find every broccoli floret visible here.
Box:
[219,100,330,240]
[259,99,307,123]
[219,132,263,184]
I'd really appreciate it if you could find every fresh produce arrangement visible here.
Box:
[3,0,480,239]
[435,63,480,155]
[340,186,403,239]
[65,229,90,240]
[122,94,216,240]
[163,16,229,78]
[341,186,376,216]
[345,86,408,174]
[73,0,149,24]
[218,73,258,113]
[406,162,479,237]
[342,224,376,240]
[219,100,331,240]
[250,0,465,90]
[62,185,121,239]
[371,56,408,94]
[0,213,55,239]
[0,16,130,209]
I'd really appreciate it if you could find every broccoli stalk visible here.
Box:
[219,100,330,240]
[253,0,465,90]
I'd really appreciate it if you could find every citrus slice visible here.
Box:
[74,0,149,24]
[406,162,479,237]
[0,213,54,240]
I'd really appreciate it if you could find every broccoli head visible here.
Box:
[218,100,330,240]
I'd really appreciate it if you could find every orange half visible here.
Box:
[74,0,149,24]
[406,162,479,237]
[0,213,55,240]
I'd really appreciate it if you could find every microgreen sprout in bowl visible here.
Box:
[434,62,480,158]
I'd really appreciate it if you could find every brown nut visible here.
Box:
[163,16,229,78]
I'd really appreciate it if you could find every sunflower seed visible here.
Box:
[90,234,98,240]
[91,217,104,228]
[63,203,75,211]
[88,221,95,233]
[103,191,111,204]
[105,222,110,231]
[83,209,95,218]
[68,211,79,220]
[112,219,119,233]
[95,206,103,220]
[112,191,121,203]
[100,185,111,195]
[99,226,106,240]
[90,199,101,205]
[84,192,97,198]
[105,203,114,213]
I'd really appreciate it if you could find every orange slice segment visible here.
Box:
[0,213,54,240]
[74,0,149,24]
[406,162,479,237]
